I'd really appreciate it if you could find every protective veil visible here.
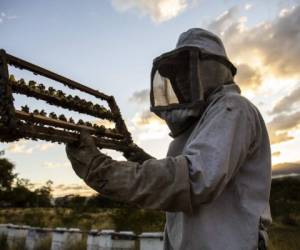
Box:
[150,29,236,137]
[66,28,272,250]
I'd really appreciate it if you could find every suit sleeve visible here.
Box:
[84,155,193,213]
[82,95,255,213]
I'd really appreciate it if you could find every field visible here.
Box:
[269,224,300,250]
[0,208,300,250]
[0,177,300,249]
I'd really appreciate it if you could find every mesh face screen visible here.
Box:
[151,48,197,108]
[152,70,179,107]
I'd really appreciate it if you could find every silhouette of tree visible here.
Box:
[0,158,17,191]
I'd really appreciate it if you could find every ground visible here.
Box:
[0,208,300,249]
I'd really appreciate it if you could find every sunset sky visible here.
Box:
[1,0,300,196]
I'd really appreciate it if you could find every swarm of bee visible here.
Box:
[19,103,114,134]
[10,77,113,121]
[0,49,133,154]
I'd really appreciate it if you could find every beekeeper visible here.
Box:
[66,28,272,250]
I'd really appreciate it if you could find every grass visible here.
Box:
[1,208,300,249]
[0,208,113,230]
[0,234,8,250]
[63,237,87,250]
[34,237,52,250]
[0,233,86,250]
[6,237,25,250]
[269,224,300,250]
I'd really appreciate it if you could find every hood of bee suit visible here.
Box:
[150,28,236,137]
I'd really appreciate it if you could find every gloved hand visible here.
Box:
[66,130,109,179]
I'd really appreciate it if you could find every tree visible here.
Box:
[86,194,127,208]
[0,158,16,191]
[0,158,53,208]
[34,180,53,207]
[10,178,36,207]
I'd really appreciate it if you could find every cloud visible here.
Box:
[272,161,300,178]
[244,4,252,11]
[0,12,17,24]
[268,130,293,145]
[52,183,96,197]
[43,161,71,169]
[93,119,115,129]
[110,0,188,22]
[208,5,300,89]
[132,110,164,126]
[6,141,56,154]
[268,110,300,131]
[267,110,300,144]
[208,6,239,35]
[271,84,300,114]
[39,143,55,151]
[234,64,262,89]
[129,89,149,104]
[33,182,95,197]
[131,110,169,141]
[7,140,34,154]
[272,151,281,157]
[128,89,169,142]
[229,5,300,77]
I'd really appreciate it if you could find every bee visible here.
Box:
[77,119,85,125]
[74,95,80,102]
[21,105,30,113]
[40,110,47,116]
[18,79,26,87]
[38,84,46,92]
[48,87,56,95]
[80,99,87,106]
[69,117,75,124]
[49,112,58,119]
[66,95,73,102]
[9,75,16,82]
[96,125,105,133]
[87,101,93,109]
[57,90,65,98]
[85,121,92,127]
[93,104,101,111]
[28,81,36,88]
[58,114,67,122]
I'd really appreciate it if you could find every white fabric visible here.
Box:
[80,84,272,250]
[176,28,229,63]
[77,84,271,250]
[163,84,272,250]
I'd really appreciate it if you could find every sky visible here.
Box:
[0,0,300,196]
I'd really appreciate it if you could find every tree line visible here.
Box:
[0,157,130,209]
[1,156,300,220]
[0,158,53,207]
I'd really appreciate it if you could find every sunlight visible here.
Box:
[158,0,187,21]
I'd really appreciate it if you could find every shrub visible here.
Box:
[34,236,52,250]
[110,208,165,234]
[281,214,298,226]
[0,234,8,250]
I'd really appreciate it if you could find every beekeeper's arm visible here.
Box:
[66,95,254,213]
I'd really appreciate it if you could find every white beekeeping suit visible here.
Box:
[66,28,272,250]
